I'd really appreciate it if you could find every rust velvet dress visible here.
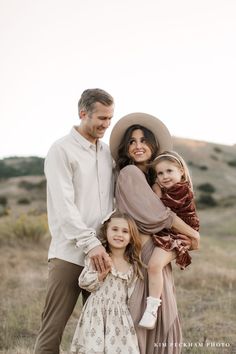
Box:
[153,181,200,269]
[116,165,182,354]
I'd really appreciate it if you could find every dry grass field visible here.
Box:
[174,207,236,354]
[0,206,235,354]
[0,140,236,353]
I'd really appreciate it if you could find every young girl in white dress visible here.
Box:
[71,211,143,354]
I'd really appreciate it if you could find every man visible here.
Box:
[34,88,114,354]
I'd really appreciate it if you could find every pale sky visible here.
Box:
[1,0,236,158]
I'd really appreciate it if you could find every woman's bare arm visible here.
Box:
[172,214,200,249]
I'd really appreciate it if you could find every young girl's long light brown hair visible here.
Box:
[99,211,144,279]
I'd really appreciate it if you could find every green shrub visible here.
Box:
[197,183,216,193]
[0,195,8,206]
[199,165,208,171]
[197,194,218,208]
[17,198,31,205]
[214,146,222,153]
[18,181,35,190]
[227,159,236,167]
[18,179,46,190]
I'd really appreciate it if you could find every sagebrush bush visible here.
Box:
[0,214,49,244]
[197,183,216,193]
[0,195,8,206]
[17,198,31,205]
[18,179,46,190]
[227,159,236,167]
[197,194,218,208]
[199,165,208,171]
[214,146,222,153]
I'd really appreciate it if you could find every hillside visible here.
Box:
[173,137,236,205]
[0,138,236,216]
[0,156,44,178]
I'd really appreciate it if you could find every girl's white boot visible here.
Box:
[138,296,162,329]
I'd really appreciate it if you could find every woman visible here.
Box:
[109,113,200,354]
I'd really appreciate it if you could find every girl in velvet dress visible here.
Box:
[139,151,200,329]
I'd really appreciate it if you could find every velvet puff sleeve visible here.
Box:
[115,165,175,234]
[78,257,102,292]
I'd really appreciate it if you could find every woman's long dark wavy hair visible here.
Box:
[99,210,144,279]
[116,124,159,186]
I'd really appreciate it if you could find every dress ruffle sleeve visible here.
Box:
[115,165,175,234]
[78,257,102,292]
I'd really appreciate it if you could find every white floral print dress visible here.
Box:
[71,258,140,354]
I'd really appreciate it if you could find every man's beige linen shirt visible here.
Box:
[45,127,114,266]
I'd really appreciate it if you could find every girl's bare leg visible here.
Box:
[148,247,176,298]
[139,247,176,329]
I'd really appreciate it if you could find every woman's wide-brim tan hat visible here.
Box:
[109,112,173,161]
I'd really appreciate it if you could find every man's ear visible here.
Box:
[79,109,87,120]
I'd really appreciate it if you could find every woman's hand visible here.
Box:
[172,215,200,249]
[190,235,200,250]
[188,230,200,250]
[178,233,200,251]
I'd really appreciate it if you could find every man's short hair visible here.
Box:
[78,88,114,114]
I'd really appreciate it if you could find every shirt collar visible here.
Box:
[70,126,103,151]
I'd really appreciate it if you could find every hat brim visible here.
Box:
[109,112,173,161]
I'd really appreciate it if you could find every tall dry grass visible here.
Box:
[173,207,236,354]
[0,213,48,246]
[0,207,235,354]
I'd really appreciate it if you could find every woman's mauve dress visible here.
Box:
[116,165,182,354]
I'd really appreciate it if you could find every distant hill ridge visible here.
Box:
[173,137,236,204]
[0,137,236,207]
[0,156,45,178]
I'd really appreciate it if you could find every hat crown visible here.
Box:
[109,112,173,161]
